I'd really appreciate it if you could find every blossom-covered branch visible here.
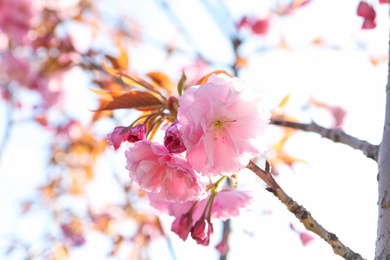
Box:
[270,118,379,161]
[246,160,365,260]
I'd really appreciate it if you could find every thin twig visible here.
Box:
[0,94,13,167]
[246,160,365,260]
[270,118,379,161]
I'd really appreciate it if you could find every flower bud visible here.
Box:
[164,121,186,153]
[191,217,213,246]
[127,124,146,143]
[171,213,193,241]
[107,126,128,150]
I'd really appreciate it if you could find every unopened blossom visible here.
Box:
[147,188,253,244]
[357,1,376,29]
[165,189,254,222]
[178,73,270,176]
[164,121,186,153]
[191,217,213,246]
[127,124,146,143]
[107,126,128,150]
[171,213,193,241]
[125,141,205,202]
[215,240,229,256]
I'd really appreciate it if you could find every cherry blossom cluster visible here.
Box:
[107,73,270,245]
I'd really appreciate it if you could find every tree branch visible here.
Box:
[270,118,379,161]
[246,160,365,260]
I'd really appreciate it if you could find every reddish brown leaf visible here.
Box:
[101,61,161,94]
[96,91,163,111]
[117,47,129,70]
[104,55,120,70]
[147,71,173,95]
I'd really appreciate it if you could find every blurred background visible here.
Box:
[0,0,388,259]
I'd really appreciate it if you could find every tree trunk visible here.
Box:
[375,21,390,260]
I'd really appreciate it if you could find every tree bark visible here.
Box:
[375,21,390,260]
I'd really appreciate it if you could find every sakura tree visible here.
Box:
[0,0,389,260]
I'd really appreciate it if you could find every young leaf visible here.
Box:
[196,70,233,85]
[147,71,173,95]
[272,94,290,116]
[95,91,163,111]
[177,71,187,96]
[101,61,162,95]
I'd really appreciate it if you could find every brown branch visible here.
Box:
[246,160,365,260]
[270,118,379,161]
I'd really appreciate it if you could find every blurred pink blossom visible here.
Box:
[0,0,40,45]
[125,140,205,202]
[357,1,376,29]
[237,16,270,36]
[299,232,314,246]
[215,240,229,256]
[178,73,270,176]
[1,54,64,107]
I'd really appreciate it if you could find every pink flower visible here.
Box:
[215,240,229,256]
[191,217,213,246]
[357,1,376,29]
[166,189,254,221]
[164,121,186,153]
[0,0,40,45]
[127,124,146,143]
[171,213,193,241]
[166,189,253,243]
[178,73,270,176]
[237,16,270,36]
[299,232,314,246]
[210,190,254,220]
[125,140,205,202]
[107,126,128,150]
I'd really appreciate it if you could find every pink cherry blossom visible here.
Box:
[191,217,213,246]
[127,124,146,143]
[299,232,314,246]
[171,213,193,241]
[107,126,128,150]
[0,0,40,45]
[357,1,376,29]
[215,240,229,256]
[164,121,186,153]
[125,140,205,202]
[0,53,64,108]
[237,16,270,36]
[165,189,254,221]
[178,73,270,176]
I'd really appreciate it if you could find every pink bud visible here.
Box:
[127,124,146,143]
[164,121,186,153]
[299,232,314,246]
[251,18,270,35]
[191,218,213,246]
[171,213,193,241]
[107,126,128,150]
[215,240,229,256]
